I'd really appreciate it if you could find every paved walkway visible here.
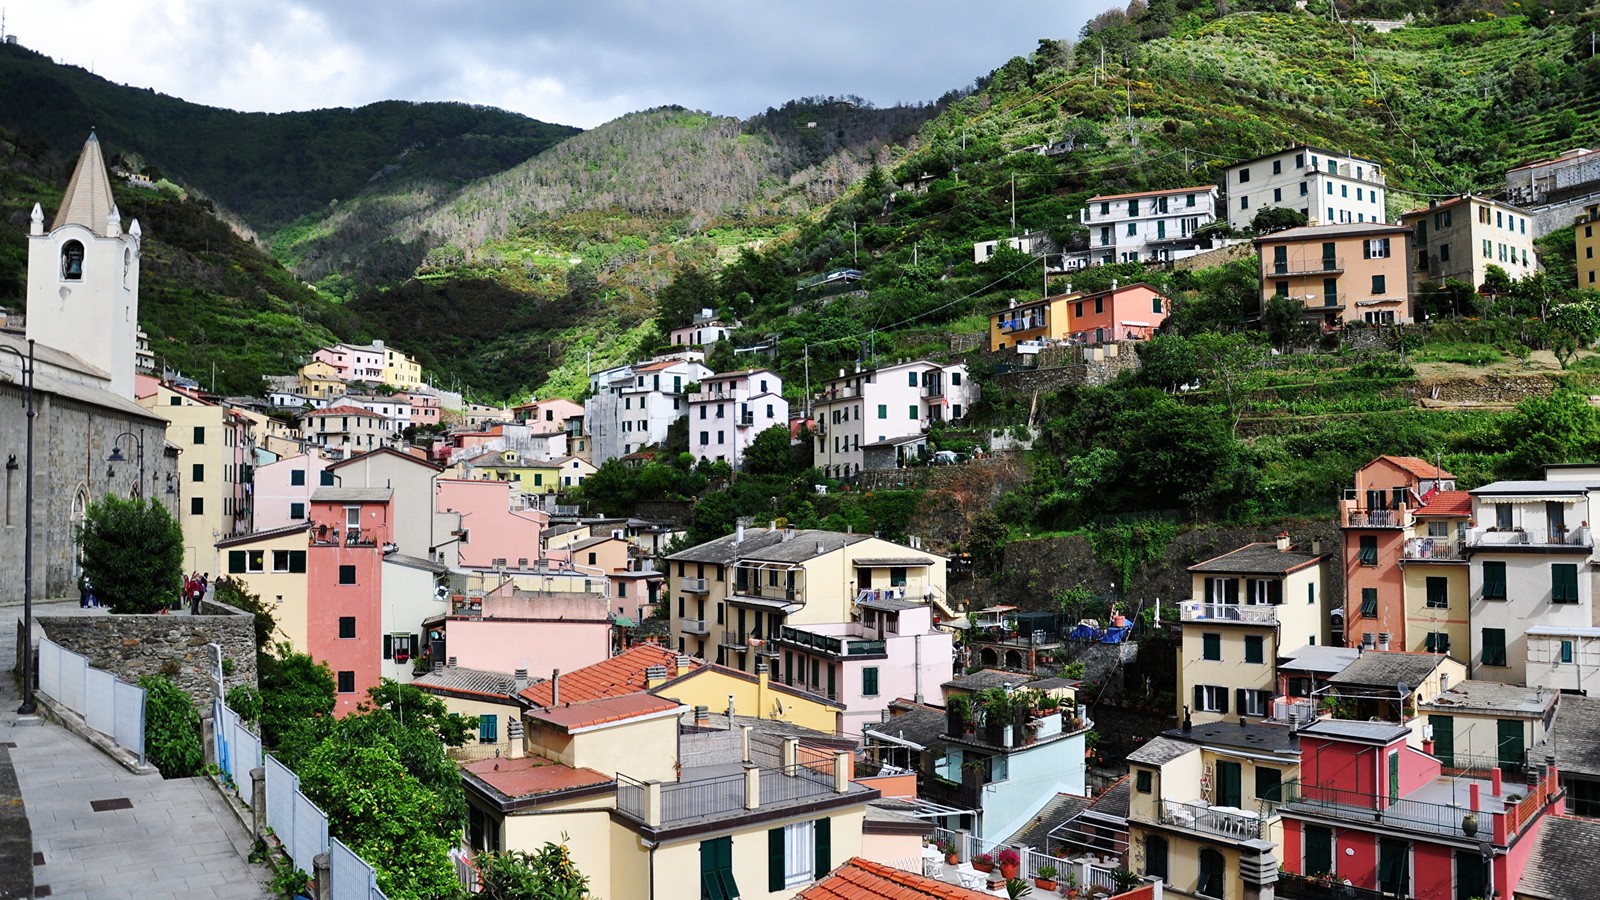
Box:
[1,599,271,900]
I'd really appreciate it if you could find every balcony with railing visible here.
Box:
[720,630,750,650]
[996,310,1048,335]
[680,617,710,636]
[737,411,755,427]
[921,381,946,399]
[1154,798,1266,841]
[1276,772,1558,842]
[1272,256,1345,276]
[732,568,805,608]
[1468,524,1593,550]
[1179,602,1279,625]
[775,624,888,658]
[1276,872,1390,900]
[614,756,854,833]
[1338,497,1413,529]
[679,577,710,594]
[1400,536,1465,562]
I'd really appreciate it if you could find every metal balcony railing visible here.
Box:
[720,630,750,650]
[679,577,710,593]
[1155,798,1266,840]
[1179,602,1279,624]
[1468,525,1593,549]
[1401,537,1465,561]
[1272,256,1345,276]
[681,618,710,636]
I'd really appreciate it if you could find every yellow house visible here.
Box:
[988,292,1080,351]
[1125,723,1298,900]
[650,663,844,734]
[1179,535,1330,725]
[462,690,874,900]
[297,360,346,399]
[410,665,526,760]
[1401,490,1472,662]
[216,524,311,650]
[454,449,562,494]
[1415,680,1555,773]
[382,345,423,390]
[136,376,257,574]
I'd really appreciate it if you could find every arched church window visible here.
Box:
[61,240,85,280]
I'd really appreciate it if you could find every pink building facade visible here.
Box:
[312,342,385,383]
[305,488,394,714]
[252,452,335,530]
[771,599,954,736]
[687,368,789,470]
[434,478,548,569]
[402,391,442,427]
[441,589,612,676]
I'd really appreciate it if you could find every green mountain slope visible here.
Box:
[0,41,579,237]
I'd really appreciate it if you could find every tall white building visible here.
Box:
[26,131,142,399]
[687,369,788,469]
[1224,145,1387,230]
[584,353,712,465]
[1079,186,1219,265]
[813,359,977,479]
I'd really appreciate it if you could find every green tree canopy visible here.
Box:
[478,842,592,900]
[77,495,184,613]
[255,645,336,751]
[743,424,797,476]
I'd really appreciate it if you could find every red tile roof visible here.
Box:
[1418,489,1472,518]
[462,756,612,799]
[305,405,389,419]
[527,693,682,731]
[519,644,698,707]
[1377,455,1454,481]
[797,858,992,900]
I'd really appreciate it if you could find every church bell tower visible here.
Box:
[26,131,142,398]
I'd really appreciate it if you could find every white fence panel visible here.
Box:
[265,756,297,844]
[330,838,377,900]
[110,679,145,766]
[213,704,263,800]
[57,643,86,712]
[83,668,115,734]
[37,639,61,701]
[290,788,330,874]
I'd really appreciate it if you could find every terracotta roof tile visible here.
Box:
[1377,455,1454,481]
[519,644,698,706]
[526,693,682,730]
[304,404,389,419]
[1417,489,1472,517]
[798,857,992,899]
[462,756,612,800]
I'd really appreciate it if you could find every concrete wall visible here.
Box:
[37,601,257,711]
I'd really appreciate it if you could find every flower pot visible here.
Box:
[1036,879,1058,891]
[1000,862,1020,880]
[973,861,993,874]
[946,853,959,866]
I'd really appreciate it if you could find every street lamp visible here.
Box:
[107,431,146,498]
[1,339,36,715]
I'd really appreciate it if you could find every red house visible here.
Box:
[306,486,394,714]
[1276,719,1562,900]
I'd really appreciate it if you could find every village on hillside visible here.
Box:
[6,63,1600,898]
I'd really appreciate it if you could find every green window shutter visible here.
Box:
[1498,718,1525,769]
[288,550,306,573]
[1224,579,1238,604]
[1268,580,1283,605]
[1389,750,1400,803]
[1217,760,1242,807]
[1430,714,1454,765]
[1203,633,1221,661]
[1305,825,1332,875]
[228,550,247,574]
[1245,635,1264,665]
[479,714,497,743]
[1359,536,1377,566]
[862,667,879,696]
[768,827,786,892]
[1483,561,1507,599]
[1483,628,1507,667]
[813,817,831,879]
[1426,577,1449,608]
[1135,769,1152,793]
[1256,766,1282,802]
[1554,564,1580,603]
[1145,836,1167,880]
[1361,588,1378,617]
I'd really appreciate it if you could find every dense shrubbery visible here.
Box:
[140,675,203,778]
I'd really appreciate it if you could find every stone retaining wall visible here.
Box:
[37,602,258,712]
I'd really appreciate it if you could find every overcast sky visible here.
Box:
[9,1,1105,129]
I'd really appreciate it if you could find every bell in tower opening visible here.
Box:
[61,240,84,280]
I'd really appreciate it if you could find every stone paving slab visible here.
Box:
[1,599,271,899]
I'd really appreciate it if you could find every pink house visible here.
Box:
[441,585,612,676]
[252,452,334,530]
[312,342,386,383]
[513,398,584,430]
[402,391,442,427]
[434,478,548,570]
[1276,718,1562,899]
[770,599,954,736]
[306,486,394,714]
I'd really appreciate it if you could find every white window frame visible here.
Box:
[782,822,814,888]
[1197,685,1227,713]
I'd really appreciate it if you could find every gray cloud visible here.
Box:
[14,1,1104,127]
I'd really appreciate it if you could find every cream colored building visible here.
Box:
[1126,724,1297,900]
[296,360,346,401]
[665,525,951,672]
[1415,679,1554,773]
[218,524,311,650]
[1401,194,1539,293]
[136,375,257,573]
[1179,535,1330,725]
[382,345,423,390]
[1578,204,1600,289]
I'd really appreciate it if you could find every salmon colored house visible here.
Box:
[1339,456,1458,654]
[1064,282,1169,345]
[306,486,394,714]
[1276,718,1562,899]
[434,478,548,571]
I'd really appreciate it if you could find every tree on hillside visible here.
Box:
[1190,332,1269,436]
[656,266,718,330]
[1264,294,1315,351]
[1503,390,1600,479]
[1250,206,1307,235]
[77,496,184,614]
[252,645,336,751]
[743,425,796,476]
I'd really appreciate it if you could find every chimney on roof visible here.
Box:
[1311,539,1322,555]
[447,656,457,668]
[645,664,669,688]
[816,542,825,556]
[735,522,744,545]
[676,654,693,671]
[1275,532,1291,551]
[783,525,795,542]
[1182,706,1192,733]
[695,705,710,727]
[506,717,525,759]
[551,668,561,706]
[1378,632,1391,652]
[513,668,529,691]
[1111,278,1118,291]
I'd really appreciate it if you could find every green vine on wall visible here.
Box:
[1086,521,1180,594]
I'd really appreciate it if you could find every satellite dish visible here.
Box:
[1397,681,1410,698]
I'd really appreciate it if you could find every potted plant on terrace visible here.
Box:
[1035,864,1059,892]
[973,852,994,874]
[998,848,1021,880]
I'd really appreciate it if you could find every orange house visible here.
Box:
[1338,456,1456,652]
[306,487,394,714]
[1064,282,1169,345]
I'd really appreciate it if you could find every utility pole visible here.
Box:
[852,222,858,266]
[803,345,811,419]
[1010,174,1016,236]
[913,242,918,267]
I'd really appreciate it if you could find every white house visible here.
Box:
[1079,186,1219,265]
[299,405,396,458]
[669,309,736,348]
[973,231,1052,264]
[1467,465,1599,690]
[1224,145,1388,230]
[584,353,712,465]
[344,394,412,431]
[687,369,788,469]
[813,359,977,479]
